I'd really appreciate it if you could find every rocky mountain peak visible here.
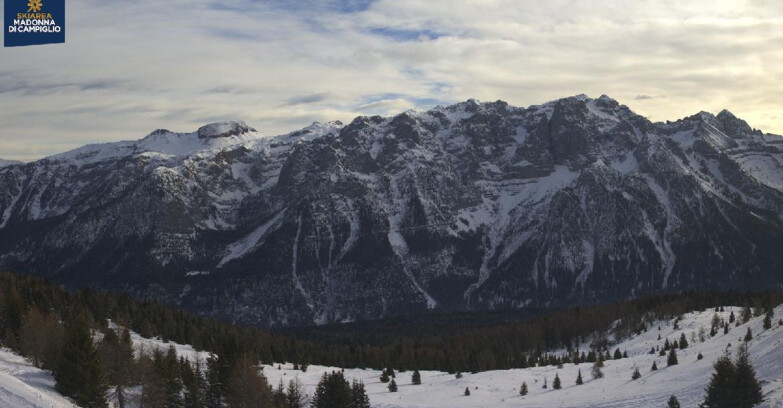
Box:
[1,96,782,328]
[197,120,255,139]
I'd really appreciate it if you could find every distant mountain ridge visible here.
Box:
[1,95,782,327]
[0,159,23,168]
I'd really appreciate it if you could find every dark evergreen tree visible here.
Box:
[744,328,753,342]
[553,373,561,389]
[591,355,604,379]
[667,348,678,366]
[99,327,135,408]
[679,333,688,349]
[613,348,622,359]
[412,369,421,385]
[181,359,206,408]
[732,344,763,408]
[724,324,729,335]
[520,381,528,395]
[729,311,736,323]
[631,367,641,380]
[287,378,308,408]
[464,387,470,396]
[351,379,371,408]
[311,371,353,408]
[575,369,583,385]
[204,354,225,408]
[703,352,736,408]
[698,352,704,360]
[455,372,462,379]
[763,312,772,330]
[651,361,658,371]
[226,353,272,408]
[388,379,398,393]
[542,376,548,389]
[55,312,108,408]
[380,370,390,383]
[668,395,681,408]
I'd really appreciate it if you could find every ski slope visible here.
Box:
[263,305,783,408]
[1,305,782,407]
[0,348,75,408]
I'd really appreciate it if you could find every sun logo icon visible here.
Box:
[27,0,43,12]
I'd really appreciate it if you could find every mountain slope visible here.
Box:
[1,96,782,327]
[0,159,23,168]
[263,305,783,408]
[0,348,76,408]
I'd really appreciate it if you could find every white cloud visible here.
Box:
[1,0,782,160]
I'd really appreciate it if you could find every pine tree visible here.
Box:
[226,352,272,408]
[591,355,604,379]
[520,381,528,395]
[99,327,135,408]
[542,376,548,389]
[724,324,729,335]
[181,359,206,408]
[575,369,583,385]
[741,306,752,323]
[613,348,622,359]
[763,312,772,330]
[729,311,735,323]
[55,312,108,408]
[667,348,678,366]
[663,338,670,350]
[311,371,353,408]
[733,344,763,408]
[351,380,371,408]
[698,352,704,360]
[679,333,688,349]
[287,378,308,408]
[388,379,398,392]
[631,367,641,380]
[380,370,390,383]
[553,373,561,389]
[668,395,681,408]
[412,369,421,385]
[455,372,463,379]
[703,352,736,408]
[464,387,471,396]
[651,361,658,371]
[744,327,753,341]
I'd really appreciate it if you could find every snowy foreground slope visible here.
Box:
[263,305,783,408]
[1,305,781,407]
[0,349,75,408]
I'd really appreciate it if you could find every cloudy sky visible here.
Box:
[1,0,782,161]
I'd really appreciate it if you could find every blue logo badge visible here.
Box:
[4,0,65,47]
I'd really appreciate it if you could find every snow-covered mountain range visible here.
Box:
[1,95,782,327]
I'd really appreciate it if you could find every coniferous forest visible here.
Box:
[0,270,781,407]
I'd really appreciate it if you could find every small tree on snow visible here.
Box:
[667,348,678,366]
[553,373,561,390]
[575,369,583,385]
[631,367,641,380]
[668,395,681,408]
[592,355,604,379]
[520,381,528,396]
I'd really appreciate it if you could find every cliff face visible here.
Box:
[1,96,782,327]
